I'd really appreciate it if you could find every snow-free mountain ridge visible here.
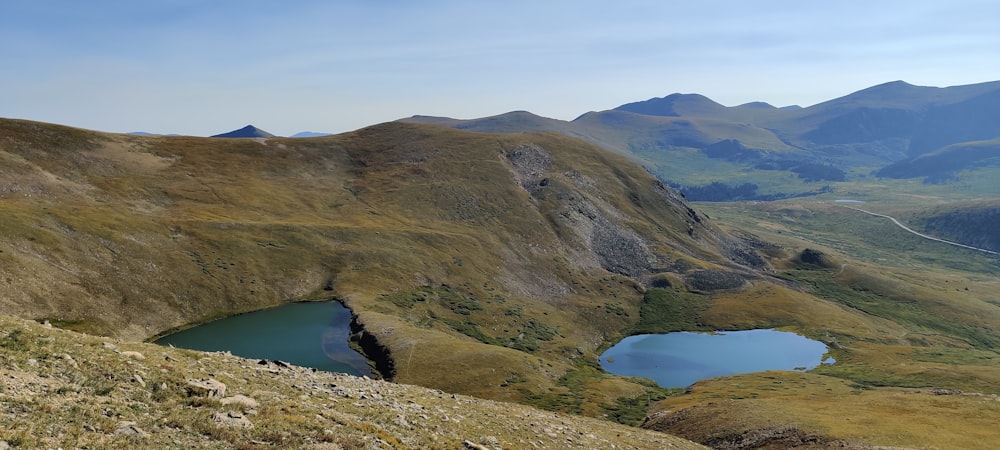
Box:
[402,80,1000,189]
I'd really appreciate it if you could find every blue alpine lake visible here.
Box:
[600,329,833,388]
[155,301,373,377]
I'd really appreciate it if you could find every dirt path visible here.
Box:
[840,205,1000,256]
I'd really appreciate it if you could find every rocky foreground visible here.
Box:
[0,314,703,449]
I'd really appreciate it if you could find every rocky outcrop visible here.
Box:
[685,269,751,293]
[796,248,836,268]
[704,426,824,450]
[503,144,552,190]
[350,315,396,380]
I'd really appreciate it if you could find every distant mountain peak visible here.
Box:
[614,93,726,117]
[211,125,276,138]
[736,101,777,109]
[880,80,915,88]
[855,80,920,94]
[291,131,332,138]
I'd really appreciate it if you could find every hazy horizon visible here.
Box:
[3,0,999,136]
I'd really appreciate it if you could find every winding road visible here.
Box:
[840,205,1000,256]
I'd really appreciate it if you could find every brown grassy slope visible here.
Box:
[644,371,1000,450]
[0,118,764,405]
[0,312,705,449]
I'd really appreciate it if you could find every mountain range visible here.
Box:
[131,128,331,138]
[404,80,1000,197]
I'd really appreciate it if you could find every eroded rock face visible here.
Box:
[504,144,552,190]
[590,213,655,278]
[502,143,660,277]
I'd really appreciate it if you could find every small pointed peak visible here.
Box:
[211,125,276,138]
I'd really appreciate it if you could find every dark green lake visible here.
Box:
[600,329,833,388]
[155,301,373,377]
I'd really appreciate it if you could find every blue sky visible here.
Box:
[2,0,999,136]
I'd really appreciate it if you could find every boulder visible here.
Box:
[186,378,227,398]
[212,411,254,429]
[114,421,150,438]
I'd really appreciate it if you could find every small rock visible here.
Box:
[26,359,38,367]
[121,351,145,360]
[186,378,227,398]
[83,424,96,432]
[61,353,79,368]
[931,388,962,395]
[212,411,254,429]
[115,421,150,438]
[102,342,118,350]
[463,441,489,450]
[0,440,10,450]
[134,373,146,387]
[272,360,290,368]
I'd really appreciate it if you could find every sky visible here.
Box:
[2,0,999,137]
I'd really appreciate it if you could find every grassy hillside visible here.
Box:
[0,118,765,412]
[910,199,1000,252]
[0,312,703,449]
[878,137,1000,181]
[5,118,1000,448]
